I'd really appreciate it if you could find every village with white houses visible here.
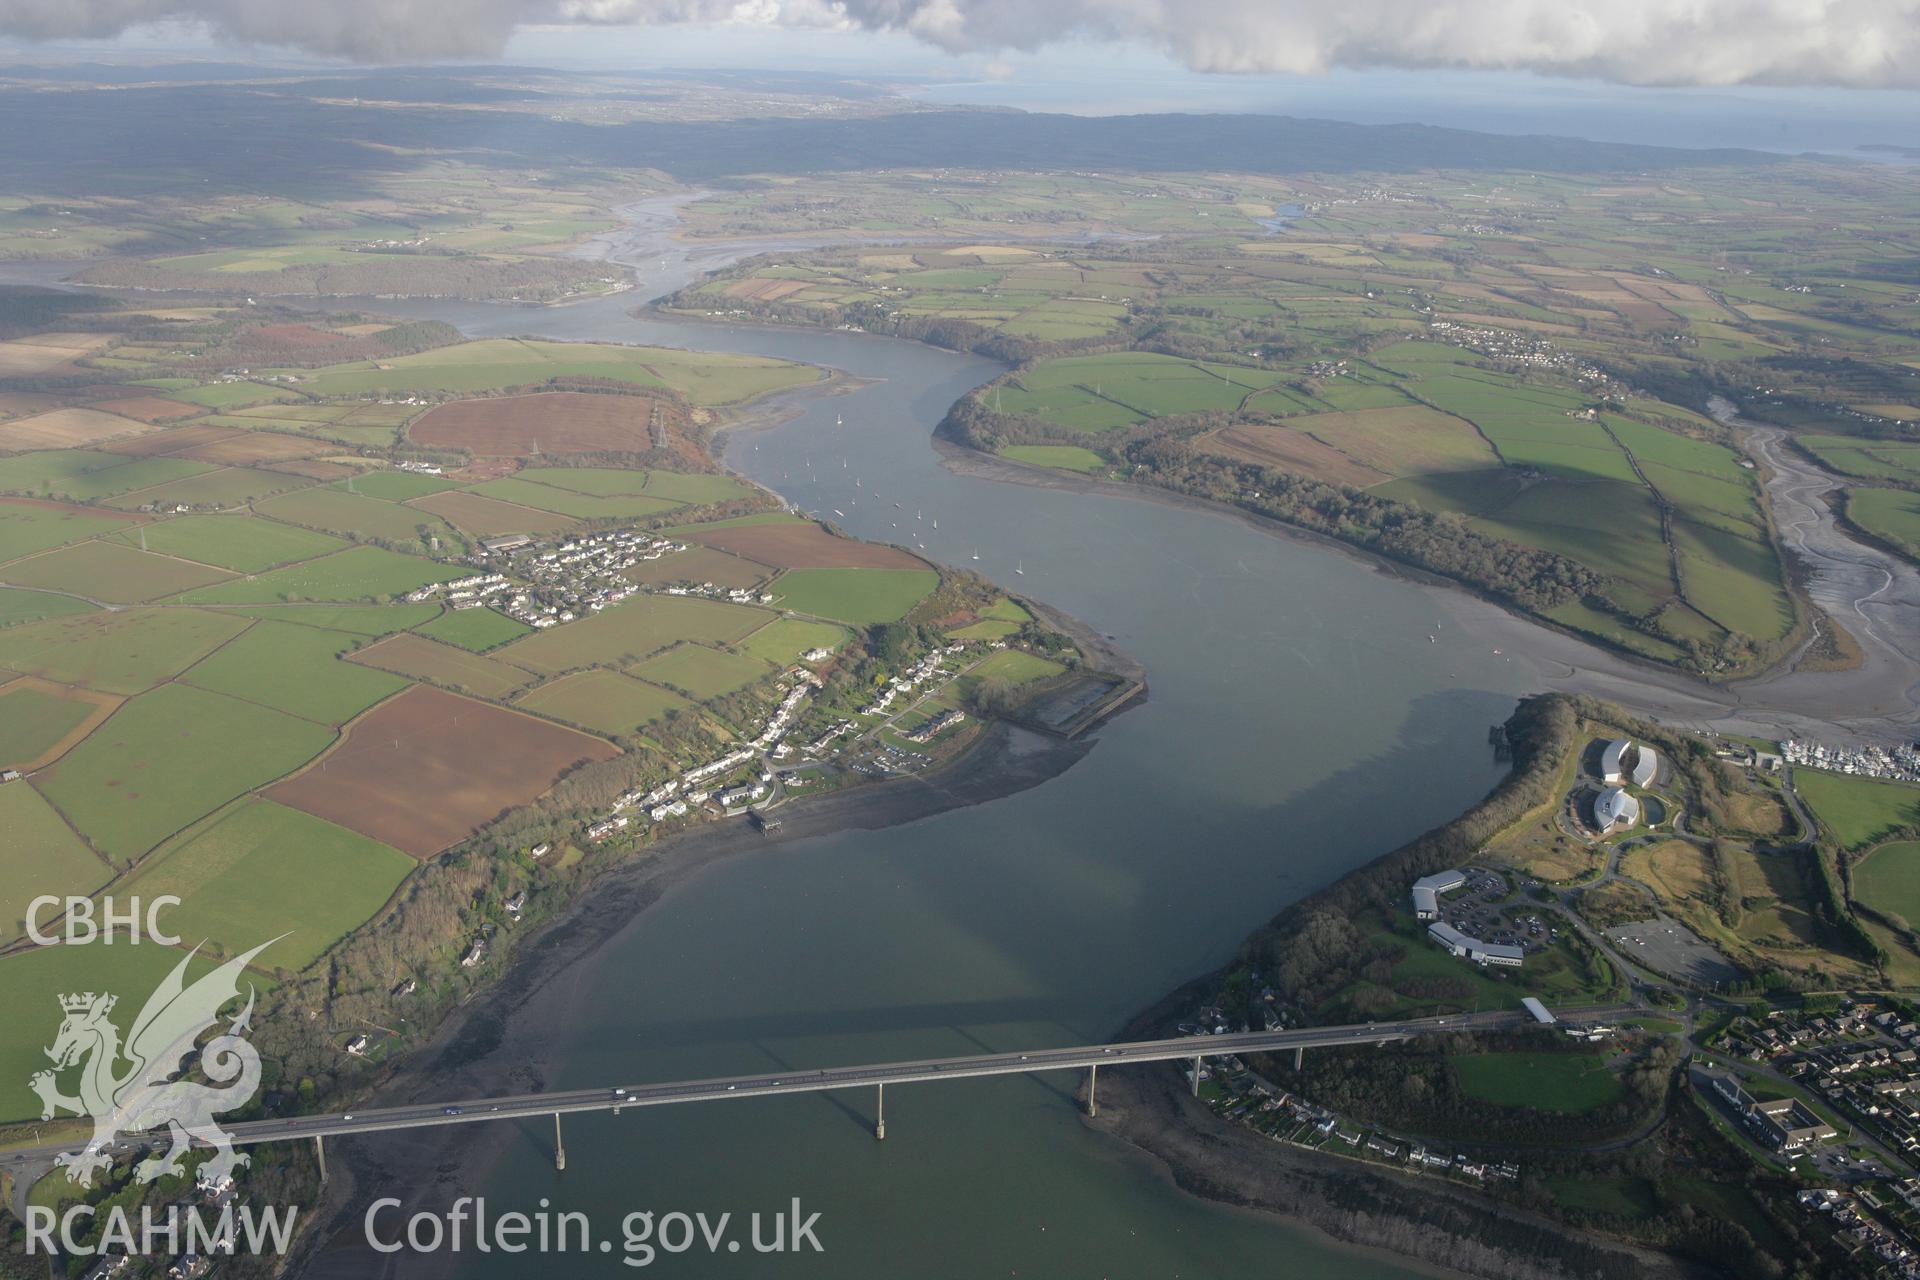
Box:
[406,525,793,632]
[575,627,1010,847]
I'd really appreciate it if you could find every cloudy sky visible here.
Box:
[2,1,1917,150]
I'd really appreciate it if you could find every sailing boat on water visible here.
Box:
[1015,559,1025,575]
[970,550,979,561]
[835,413,843,427]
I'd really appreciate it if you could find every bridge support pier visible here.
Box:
[1191,1056,1202,1097]
[314,1134,327,1184]
[875,1084,885,1141]
[554,1113,566,1172]
[1086,1064,1097,1118]
[1294,1046,1304,1071]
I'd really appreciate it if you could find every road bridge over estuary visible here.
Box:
[4,1002,1634,1188]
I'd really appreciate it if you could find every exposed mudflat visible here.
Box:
[294,722,1102,1278]
[1717,399,1920,735]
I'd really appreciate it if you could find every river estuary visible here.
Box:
[11,199,1914,1277]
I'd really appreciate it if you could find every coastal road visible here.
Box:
[2,1004,1635,1172]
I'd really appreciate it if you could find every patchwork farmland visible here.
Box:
[0,302,1070,1122]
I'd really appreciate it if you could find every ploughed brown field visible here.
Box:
[688,521,928,570]
[181,433,329,465]
[87,396,199,424]
[0,409,162,451]
[267,685,617,857]
[407,391,685,457]
[0,393,67,420]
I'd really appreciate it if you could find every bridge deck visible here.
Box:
[3,1004,1634,1168]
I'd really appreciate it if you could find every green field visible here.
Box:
[1452,1051,1627,1113]
[167,381,302,410]
[110,514,348,572]
[998,445,1107,472]
[0,500,132,562]
[998,352,1284,430]
[1798,435,1920,486]
[218,602,440,636]
[181,619,408,725]
[657,511,804,537]
[99,465,310,512]
[0,607,250,693]
[969,649,1066,686]
[0,586,94,629]
[0,781,109,944]
[0,681,97,767]
[948,619,1022,642]
[771,568,938,625]
[470,476,682,520]
[0,944,217,1123]
[337,470,459,501]
[172,545,462,604]
[287,339,816,406]
[514,468,754,507]
[1795,769,1920,850]
[1854,842,1920,925]
[117,799,414,972]
[35,683,333,865]
[737,617,847,664]
[502,595,769,673]
[415,607,532,652]
[515,669,690,736]
[1845,487,1920,560]
[256,486,460,549]
[628,643,772,698]
[0,450,212,502]
[0,539,232,604]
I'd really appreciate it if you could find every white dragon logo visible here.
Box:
[29,939,277,1190]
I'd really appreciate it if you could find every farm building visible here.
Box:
[1594,785,1641,833]
[1410,868,1468,920]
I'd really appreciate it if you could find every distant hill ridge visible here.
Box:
[0,81,1779,198]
